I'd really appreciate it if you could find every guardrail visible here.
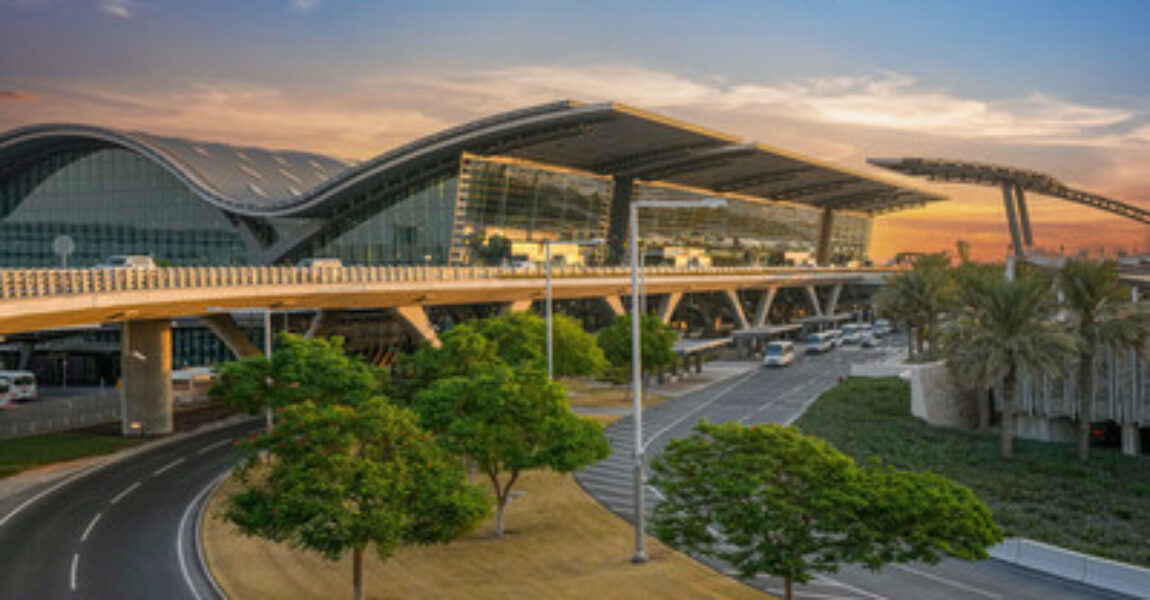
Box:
[0,265,894,300]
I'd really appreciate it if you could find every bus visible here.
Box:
[0,370,38,402]
[172,368,216,404]
[805,331,835,354]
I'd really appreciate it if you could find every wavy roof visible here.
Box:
[0,100,944,219]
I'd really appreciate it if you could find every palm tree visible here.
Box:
[875,253,953,361]
[945,273,1075,458]
[1058,258,1150,460]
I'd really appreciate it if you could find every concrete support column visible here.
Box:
[607,176,635,265]
[303,310,326,340]
[1122,423,1142,456]
[723,289,749,330]
[1001,184,1025,257]
[1014,185,1034,249]
[121,319,173,436]
[395,305,441,348]
[694,353,703,374]
[656,292,683,324]
[753,287,777,327]
[815,207,835,266]
[603,295,626,317]
[202,313,262,358]
[17,342,33,370]
[824,284,843,318]
[804,285,823,317]
[507,299,534,313]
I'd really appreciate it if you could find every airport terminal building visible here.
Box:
[0,101,940,270]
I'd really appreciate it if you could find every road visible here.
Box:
[0,419,258,599]
[576,339,1130,600]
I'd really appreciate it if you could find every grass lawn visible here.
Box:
[204,468,768,600]
[794,377,1150,567]
[0,432,142,479]
[563,377,667,411]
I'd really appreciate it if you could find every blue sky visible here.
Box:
[2,0,1148,257]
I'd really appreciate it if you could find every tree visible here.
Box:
[413,364,610,536]
[390,325,502,404]
[943,274,1075,457]
[224,398,489,600]
[210,333,386,414]
[1058,258,1150,460]
[472,311,608,377]
[596,313,678,381]
[875,253,954,360]
[650,422,1001,600]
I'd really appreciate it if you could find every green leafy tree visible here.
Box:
[224,398,489,600]
[390,325,502,404]
[210,333,386,414]
[596,313,678,380]
[1059,258,1150,460]
[943,274,1075,457]
[413,364,610,536]
[650,422,1001,600]
[875,252,954,360]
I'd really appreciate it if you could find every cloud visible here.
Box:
[379,65,1144,147]
[290,0,320,11]
[98,0,136,18]
[0,89,36,102]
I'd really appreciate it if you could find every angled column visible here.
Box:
[603,295,627,317]
[753,287,778,327]
[824,284,843,317]
[815,207,836,266]
[121,319,173,436]
[804,285,823,317]
[395,305,441,348]
[506,299,534,313]
[1001,184,1025,257]
[304,310,327,340]
[1013,185,1034,249]
[723,289,749,330]
[202,313,262,358]
[655,292,683,324]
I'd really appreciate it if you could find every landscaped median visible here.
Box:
[202,468,769,599]
[0,431,141,479]
[794,377,1150,568]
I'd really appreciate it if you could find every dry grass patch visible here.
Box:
[563,377,666,411]
[205,469,767,600]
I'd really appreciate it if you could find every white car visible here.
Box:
[96,255,156,269]
[0,370,37,402]
[762,341,796,367]
[842,323,865,344]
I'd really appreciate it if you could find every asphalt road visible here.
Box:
[576,338,1130,600]
[0,419,259,600]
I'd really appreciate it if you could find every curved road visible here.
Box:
[0,420,259,599]
[577,340,1130,600]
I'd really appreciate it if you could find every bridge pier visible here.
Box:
[202,313,262,358]
[723,289,749,330]
[804,285,823,317]
[506,299,534,313]
[394,305,441,348]
[752,287,777,328]
[603,295,626,318]
[824,283,843,317]
[121,319,173,436]
[655,292,682,324]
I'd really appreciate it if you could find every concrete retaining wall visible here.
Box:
[991,538,1150,599]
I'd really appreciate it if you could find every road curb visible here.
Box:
[194,469,233,600]
[990,538,1150,599]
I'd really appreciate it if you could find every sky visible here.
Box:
[1,0,1148,261]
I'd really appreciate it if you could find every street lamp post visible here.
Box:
[628,196,726,564]
[263,307,274,430]
[546,238,603,379]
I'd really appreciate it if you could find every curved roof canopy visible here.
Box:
[0,100,943,219]
[869,157,1150,224]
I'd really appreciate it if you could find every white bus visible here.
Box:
[762,341,796,367]
[0,378,14,407]
[805,331,835,354]
[172,367,216,404]
[0,370,38,402]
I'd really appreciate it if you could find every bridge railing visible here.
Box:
[0,264,893,300]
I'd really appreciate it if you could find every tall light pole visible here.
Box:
[629,196,726,564]
[546,238,604,379]
[263,307,274,430]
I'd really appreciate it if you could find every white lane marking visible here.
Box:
[110,481,141,505]
[642,369,759,451]
[891,564,1002,599]
[196,439,231,455]
[153,457,186,476]
[69,552,79,591]
[0,461,108,527]
[80,513,102,543]
[178,470,231,600]
[816,575,890,600]
[766,591,857,600]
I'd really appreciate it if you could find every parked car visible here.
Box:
[805,331,835,354]
[0,370,37,402]
[873,319,893,337]
[828,328,844,348]
[96,255,156,269]
[0,378,13,407]
[861,333,879,348]
[842,323,866,344]
[762,341,796,367]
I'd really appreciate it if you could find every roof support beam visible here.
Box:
[1015,185,1034,248]
[712,167,813,193]
[1001,184,1025,258]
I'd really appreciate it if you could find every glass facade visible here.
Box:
[0,147,246,267]
[299,171,458,265]
[452,155,612,265]
[634,182,872,265]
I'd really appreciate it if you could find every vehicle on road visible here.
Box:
[95,255,156,269]
[172,367,216,404]
[861,333,879,348]
[762,341,796,367]
[842,323,866,344]
[297,257,344,269]
[828,328,844,347]
[0,378,13,406]
[805,331,835,354]
[874,318,893,337]
[0,370,37,402]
